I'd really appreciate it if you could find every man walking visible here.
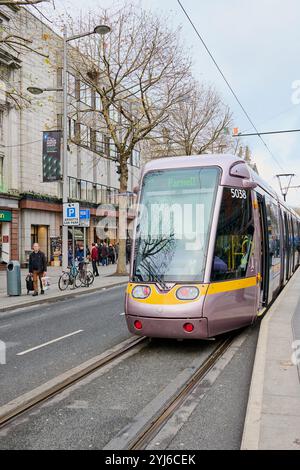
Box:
[91,243,99,277]
[29,243,47,296]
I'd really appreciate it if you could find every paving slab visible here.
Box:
[241,269,300,450]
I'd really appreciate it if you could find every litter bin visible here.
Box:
[7,261,21,296]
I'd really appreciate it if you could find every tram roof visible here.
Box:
[142,154,299,219]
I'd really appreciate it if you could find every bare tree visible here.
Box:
[144,81,234,160]
[0,1,51,107]
[68,4,192,274]
[0,1,50,5]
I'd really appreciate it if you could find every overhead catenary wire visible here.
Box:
[176,0,284,171]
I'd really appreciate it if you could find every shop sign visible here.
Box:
[0,210,12,222]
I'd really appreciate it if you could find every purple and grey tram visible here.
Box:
[125,154,300,339]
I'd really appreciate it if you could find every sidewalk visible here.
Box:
[241,268,300,450]
[0,264,128,313]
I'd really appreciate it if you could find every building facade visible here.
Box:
[0,5,141,267]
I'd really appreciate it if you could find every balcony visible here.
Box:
[68,177,135,208]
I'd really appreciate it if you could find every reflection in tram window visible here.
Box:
[211,188,254,281]
[133,167,220,282]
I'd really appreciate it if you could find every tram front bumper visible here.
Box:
[126,314,209,339]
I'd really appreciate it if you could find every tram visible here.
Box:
[125,154,300,339]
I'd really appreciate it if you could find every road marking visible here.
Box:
[16,330,83,356]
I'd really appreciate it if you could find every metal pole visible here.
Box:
[72,226,75,264]
[62,24,69,270]
[83,227,86,259]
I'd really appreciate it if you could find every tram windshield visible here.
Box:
[132,167,220,283]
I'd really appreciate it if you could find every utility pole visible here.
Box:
[276,174,295,202]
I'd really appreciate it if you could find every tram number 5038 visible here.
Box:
[230,188,247,199]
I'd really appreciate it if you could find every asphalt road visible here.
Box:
[0,285,130,405]
[0,321,259,450]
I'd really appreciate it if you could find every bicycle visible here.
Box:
[58,260,81,291]
[78,260,95,287]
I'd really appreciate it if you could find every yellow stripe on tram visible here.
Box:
[127,275,258,305]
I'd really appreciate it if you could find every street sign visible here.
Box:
[63,203,80,226]
[79,209,90,227]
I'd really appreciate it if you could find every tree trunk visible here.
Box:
[116,155,129,275]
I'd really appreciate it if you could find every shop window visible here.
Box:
[211,188,254,281]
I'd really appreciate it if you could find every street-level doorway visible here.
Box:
[31,225,49,260]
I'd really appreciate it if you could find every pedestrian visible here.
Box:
[28,243,47,296]
[126,239,131,264]
[91,243,99,277]
[109,244,115,264]
[98,241,103,266]
[101,242,109,266]
[68,246,73,267]
[115,243,119,262]
[76,244,85,272]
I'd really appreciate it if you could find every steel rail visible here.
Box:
[128,336,233,450]
[0,335,148,428]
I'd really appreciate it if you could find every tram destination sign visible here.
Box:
[42,130,62,182]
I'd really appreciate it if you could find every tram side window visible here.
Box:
[211,188,254,281]
[265,199,281,273]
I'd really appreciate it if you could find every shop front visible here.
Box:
[0,203,19,266]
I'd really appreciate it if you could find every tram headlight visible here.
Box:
[176,286,199,300]
[132,285,151,299]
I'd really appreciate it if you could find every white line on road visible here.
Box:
[16,330,84,356]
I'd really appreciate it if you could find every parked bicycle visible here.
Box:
[58,260,81,291]
[78,260,95,287]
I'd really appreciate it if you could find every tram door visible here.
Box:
[257,194,269,308]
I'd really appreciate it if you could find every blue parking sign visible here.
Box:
[63,203,80,226]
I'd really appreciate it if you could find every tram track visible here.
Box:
[128,336,233,450]
[0,335,148,428]
[0,332,235,450]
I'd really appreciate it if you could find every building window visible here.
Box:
[95,92,102,112]
[79,124,91,147]
[109,139,119,160]
[211,187,254,281]
[68,73,76,97]
[68,118,76,140]
[80,81,92,107]
[109,105,119,123]
[69,177,78,199]
[95,131,105,154]
[131,149,140,167]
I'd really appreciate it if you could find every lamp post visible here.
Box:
[28,23,111,269]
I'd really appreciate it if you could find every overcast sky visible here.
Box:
[37,0,300,206]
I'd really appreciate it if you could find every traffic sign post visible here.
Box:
[79,209,90,227]
[63,203,80,226]
[79,209,90,259]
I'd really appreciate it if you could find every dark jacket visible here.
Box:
[29,251,47,273]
